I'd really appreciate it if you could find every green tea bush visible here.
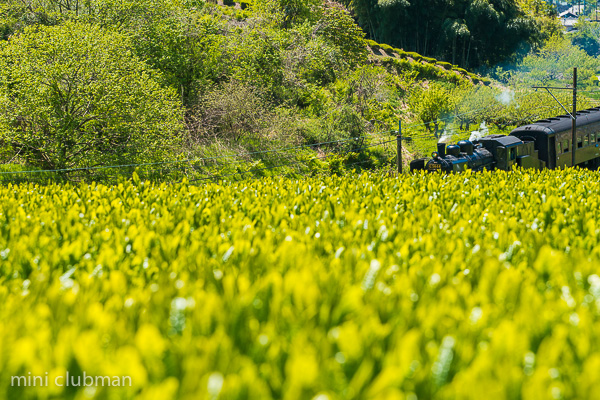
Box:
[3,169,600,399]
[407,51,423,62]
[395,49,409,58]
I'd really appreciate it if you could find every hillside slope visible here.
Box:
[0,0,493,180]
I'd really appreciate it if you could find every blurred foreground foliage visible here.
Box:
[3,169,600,398]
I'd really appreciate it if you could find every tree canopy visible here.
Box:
[340,0,558,69]
[570,17,600,57]
[0,22,184,171]
[507,35,600,87]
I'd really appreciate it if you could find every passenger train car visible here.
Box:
[410,107,600,172]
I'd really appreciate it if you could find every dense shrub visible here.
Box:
[407,51,423,61]
[0,22,184,171]
[365,39,379,48]
[379,43,395,53]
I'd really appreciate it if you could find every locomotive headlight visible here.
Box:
[431,151,439,158]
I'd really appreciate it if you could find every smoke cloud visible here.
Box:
[438,131,455,144]
[469,121,489,142]
[496,90,515,106]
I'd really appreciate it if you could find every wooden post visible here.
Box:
[397,120,402,173]
[572,67,577,167]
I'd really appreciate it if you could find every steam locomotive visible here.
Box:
[410,107,600,172]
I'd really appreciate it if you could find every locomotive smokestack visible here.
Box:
[437,142,446,157]
[458,140,474,155]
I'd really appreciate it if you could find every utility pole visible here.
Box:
[572,67,577,167]
[397,120,402,174]
[532,67,578,168]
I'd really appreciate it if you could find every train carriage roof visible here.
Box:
[477,135,522,147]
[510,107,600,136]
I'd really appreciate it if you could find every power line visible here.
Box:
[184,138,397,183]
[404,100,576,140]
[0,89,566,182]
[0,129,396,176]
[401,91,536,131]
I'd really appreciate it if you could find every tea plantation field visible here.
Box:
[2,169,600,399]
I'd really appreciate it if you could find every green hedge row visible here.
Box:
[380,57,465,84]
[366,39,491,86]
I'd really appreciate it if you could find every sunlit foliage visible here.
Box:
[2,169,600,398]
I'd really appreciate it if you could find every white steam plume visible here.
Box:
[469,121,489,142]
[496,90,515,106]
[438,130,455,144]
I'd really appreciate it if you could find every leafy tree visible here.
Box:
[0,0,227,106]
[252,0,322,28]
[570,17,600,56]
[411,84,453,136]
[227,27,287,100]
[278,2,367,90]
[336,65,398,122]
[197,80,271,143]
[0,22,184,172]
[282,34,342,87]
[452,85,499,131]
[442,18,471,66]
[512,35,600,86]
[0,0,62,39]
[313,3,367,68]
[84,0,228,106]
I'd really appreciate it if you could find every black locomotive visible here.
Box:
[410,107,600,172]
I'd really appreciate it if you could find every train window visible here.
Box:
[597,134,600,143]
[497,147,506,163]
[563,140,570,152]
[557,141,562,154]
[578,136,583,148]
[510,148,516,161]
[592,133,596,143]
[584,135,589,147]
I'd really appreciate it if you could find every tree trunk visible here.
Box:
[466,37,472,69]
[365,2,377,41]
[423,21,429,56]
[461,36,467,67]
[415,20,419,53]
[452,35,456,65]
